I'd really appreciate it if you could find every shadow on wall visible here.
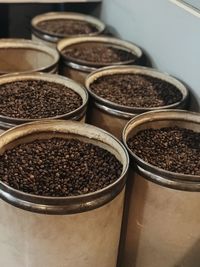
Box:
[105,24,152,68]
[187,90,200,112]
[180,81,199,112]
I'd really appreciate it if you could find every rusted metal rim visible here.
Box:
[0,39,59,74]
[0,120,129,214]
[31,12,106,43]
[57,36,143,72]
[123,110,200,191]
[0,72,88,129]
[85,65,189,118]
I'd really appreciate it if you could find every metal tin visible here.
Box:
[85,66,189,139]
[0,120,129,267]
[0,39,59,75]
[0,120,129,214]
[120,110,200,267]
[31,12,106,47]
[57,36,144,84]
[0,72,88,133]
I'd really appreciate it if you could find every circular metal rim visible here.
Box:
[0,39,59,74]
[85,65,189,115]
[122,109,200,190]
[137,165,200,192]
[57,36,143,71]
[0,72,88,125]
[93,102,135,119]
[31,12,106,43]
[62,60,97,73]
[0,120,129,214]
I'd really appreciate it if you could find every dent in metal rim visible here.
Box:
[0,39,59,74]
[122,109,200,191]
[85,65,189,118]
[0,72,88,129]
[0,120,129,214]
[31,12,106,43]
[57,36,143,72]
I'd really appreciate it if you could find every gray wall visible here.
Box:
[100,0,200,111]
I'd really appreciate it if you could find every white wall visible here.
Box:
[100,0,200,110]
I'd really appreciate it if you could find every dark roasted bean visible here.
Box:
[127,126,200,175]
[36,19,98,36]
[0,80,82,119]
[90,74,182,107]
[62,44,136,64]
[0,138,122,196]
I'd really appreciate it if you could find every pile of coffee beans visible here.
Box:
[128,126,200,175]
[0,138,122,196]
[0,80,82,119]
[90,74,183,107]
[62,43,137,64]
[36,19,97,36]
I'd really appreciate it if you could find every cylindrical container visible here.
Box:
[0,120,129,267]
[0,39,59,75]
[57,37,144,84]
[31,12,106,48]
[85,66,189,139]
[0,72,88,133]
[121,110,200,267]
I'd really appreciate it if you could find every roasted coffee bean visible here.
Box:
[0,80,82,119]
[62,44,137,64]
[90,74,182,107]
[36,19,97,36]
[127,126,200,175]
[0,138,122,196]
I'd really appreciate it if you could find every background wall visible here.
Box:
[100,0,200,111]
[0,2,101,39]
